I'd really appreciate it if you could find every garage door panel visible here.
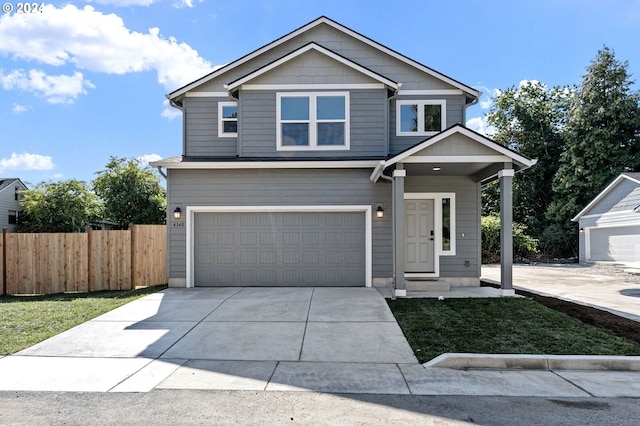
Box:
[194,211,366,286]
[590,226,640,262]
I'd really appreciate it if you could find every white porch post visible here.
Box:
[393,165,406,297]
[499,166,515,296]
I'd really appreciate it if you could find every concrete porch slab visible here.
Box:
[308,287,397,321]
[267,362,411,394]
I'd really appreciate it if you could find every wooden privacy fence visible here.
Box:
[1,225,166,295]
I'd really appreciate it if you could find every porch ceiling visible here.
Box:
[404,162,505,181]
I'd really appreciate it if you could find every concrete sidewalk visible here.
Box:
[1,286,640,397]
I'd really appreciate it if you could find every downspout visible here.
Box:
[386,83,402,156]
[156,167,167,180]
[463,91,482,125]
[223,85,240,157]
[167,95,187,156]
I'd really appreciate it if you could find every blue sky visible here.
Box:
[1,0,639,186]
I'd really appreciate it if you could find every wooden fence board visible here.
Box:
[2,225,165,295]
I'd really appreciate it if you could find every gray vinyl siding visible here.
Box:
[405,176,481,278]
[240,89,386,158]
[583,179,640,216]
[389,95,467,155]
[0,183,25,232]
[183,97,237,157]
[166,168,392,280]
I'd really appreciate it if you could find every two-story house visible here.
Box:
[0,178,27,232]
[152,16,535,297]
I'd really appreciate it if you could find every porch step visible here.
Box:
[405,280,451,292]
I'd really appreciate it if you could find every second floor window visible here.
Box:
[277,92,350,150]
[218,101,238,138]
[396,100,446,136]
[8,210,17,225]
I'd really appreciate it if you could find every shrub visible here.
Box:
[482,215,538,263]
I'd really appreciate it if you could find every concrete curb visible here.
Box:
[424,353,640,371]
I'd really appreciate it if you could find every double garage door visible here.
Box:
[194,211,366,286]
[589,226,640,262]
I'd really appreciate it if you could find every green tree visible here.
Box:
[484,80,572,253]
[93,157,166,228]
[18,180,101,233]
[548,46,640,255]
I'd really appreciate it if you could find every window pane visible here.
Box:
[317,122,345,146]
[400,104,418,132]
[281,97,309,120]
[317,96,345,120]
[442,198,451,251]
[424,104,442,132]
[223,121,237,133]
[222,105,237,119]
[282,123,309,146]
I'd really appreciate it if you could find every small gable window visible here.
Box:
[277,92,350,150]
[396,100,446,136]
[218,101,238,138]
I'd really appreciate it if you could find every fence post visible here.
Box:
[130,225,137,290]
[87,227,93,292]
[2,227,7,296]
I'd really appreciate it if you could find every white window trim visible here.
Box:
[396,99,446,136]
[185,205,372,288]
[276,92,350,151]
[218,101,238,138]
[403,192,456,278]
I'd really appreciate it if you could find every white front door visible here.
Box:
[405,199,435,273]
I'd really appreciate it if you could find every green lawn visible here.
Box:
[0,286,167,356]
[387,298,640,363]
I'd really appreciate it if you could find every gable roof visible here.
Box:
[226,42,398,91]
[370,124,536,183]
[168,16,479,102]
[0,178,27,193]
[572,173,640,222]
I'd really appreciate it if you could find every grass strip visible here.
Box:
[387,298,640,363]
[0,285,167,356]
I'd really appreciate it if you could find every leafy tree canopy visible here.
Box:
[92,157,166,228]
[18,179,101,233]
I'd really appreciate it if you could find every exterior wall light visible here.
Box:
[376,206,384,218]
[173,207,182,219]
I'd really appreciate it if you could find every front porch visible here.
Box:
[370,125,537,298]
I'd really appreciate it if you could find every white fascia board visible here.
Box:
[185,92,231,98]
[154,160,380,169]
[384,126,535,169]
[398,90,463,96]
[226,43,397,91]
[571,174,639,222]
[168,16,478,101]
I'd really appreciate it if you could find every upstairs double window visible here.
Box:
[277,92,350,150]
[396,100,446,136]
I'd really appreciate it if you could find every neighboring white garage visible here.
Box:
[573,173,640,263]
[187,207,371,287]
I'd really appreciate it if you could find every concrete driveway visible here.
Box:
[481,264,640,322]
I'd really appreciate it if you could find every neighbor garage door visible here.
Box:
[194,211,366,286]
[589,226,640,262]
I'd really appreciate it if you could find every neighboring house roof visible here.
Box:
[369,124,537,183]
[226,42,399,92]
[0,178,28,192]
[168,16,480,102]
[572,173,640,222]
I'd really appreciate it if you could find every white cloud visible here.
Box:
[161,99,181,120]
[1,69,94,104]
[0,4,215,92]
[12,103,30,113]
[0,153,55,173]
[137,153,163,166]
[88,0,201,8]
[466,116,496,136]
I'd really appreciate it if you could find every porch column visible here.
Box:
[393,166,406,297]
[499,166,515,296]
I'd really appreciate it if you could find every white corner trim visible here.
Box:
[498,169,515,178]
[185,205,373,288]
